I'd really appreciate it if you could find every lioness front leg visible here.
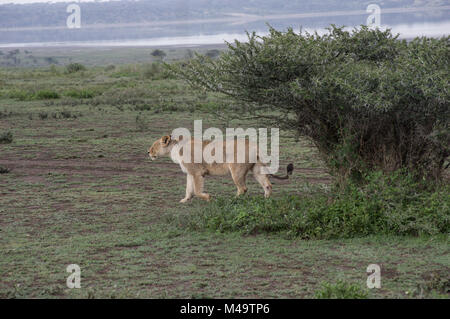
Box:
[180,174,194,203]
[193,174,211,201]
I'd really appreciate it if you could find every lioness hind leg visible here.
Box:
[180,174,195,203]
[253,163,272,198]
[192,174,211,201]
[230,168,248,196]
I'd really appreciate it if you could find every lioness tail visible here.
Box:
[269,163,294,180]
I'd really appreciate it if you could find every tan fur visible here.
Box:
[148,135,277,203]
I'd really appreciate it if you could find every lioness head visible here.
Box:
[148,135,173,160]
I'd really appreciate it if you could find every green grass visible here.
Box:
[0,57,448,299]
[314,280,369,299]
[178,174,449,239]
[7,89,60,101]
[64,89,97,99]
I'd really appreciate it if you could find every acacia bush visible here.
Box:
[151,49,166,59]
[170,26,449,182]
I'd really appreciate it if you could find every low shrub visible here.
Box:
[179,172,449,239]
[142,63,162,79]
[8,89,59,100]
[135,112,148,131]
[38,111,80,119]
[65,63,86,73]
[0,131,13,144]
[8,90,34,101]
[0,110,12,118]
[65,89,96,99]
[55,110,79,119]
[88,87,153,109]
[0,166,10,174]
[314,280,368,299]
[412,270,450,297]
[38,112,48,120]
[35,90,60,99]
[142,63,176,80]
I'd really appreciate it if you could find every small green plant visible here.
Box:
[422,272,450,294]
[135,112,148,131]
[0,131,13,144]
[0,166,10,174]
[8,90,34,101]
[0,110,12,118]
[65,63,86,73]
[65,89,96,99]
[49,65,59,74]
[407,270,450,298]
[142,62,174,80]
[36,111,80,120]
[314,280,368,299]
[58,110,79,119]
[8,89,59,100]
[1,284,27,299]
[38,112,48,120]
[35,90,60,99]
[142,63,161,79]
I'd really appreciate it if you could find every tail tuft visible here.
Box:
[287,163,294,175]
[269,163,294,180]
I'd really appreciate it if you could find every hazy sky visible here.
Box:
[0,0,117,4]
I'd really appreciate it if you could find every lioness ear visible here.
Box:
[162,135,171,146]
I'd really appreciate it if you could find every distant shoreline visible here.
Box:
[1,21,449,49]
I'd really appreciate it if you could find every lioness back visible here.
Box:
[174,138,257,176]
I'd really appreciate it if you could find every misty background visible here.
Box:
[0,0,449,47]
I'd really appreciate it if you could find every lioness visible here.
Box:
[148,135,293,203]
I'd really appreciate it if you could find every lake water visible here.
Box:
[0,21,449,48]
[0,22,450,48]
[0,2,449,50]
